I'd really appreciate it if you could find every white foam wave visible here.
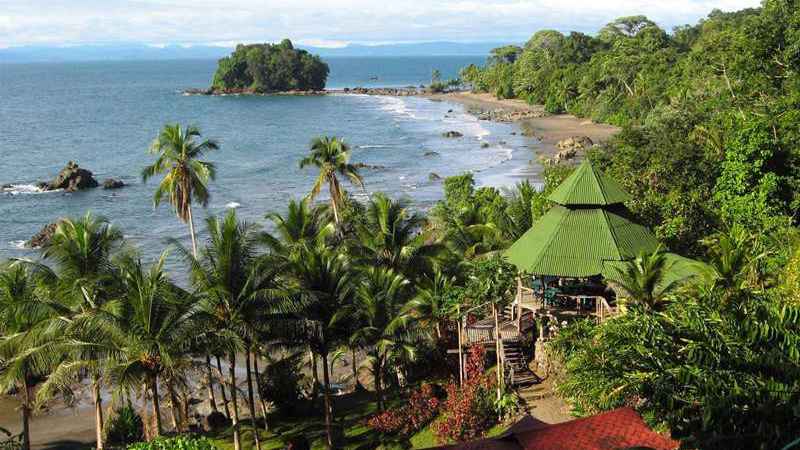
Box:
[225,202,241,209]
[375,96,417,120]
[9,240,27,249]
[2,184,60,195]
[358,144,391,149]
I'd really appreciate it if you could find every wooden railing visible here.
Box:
[595,297,618,322]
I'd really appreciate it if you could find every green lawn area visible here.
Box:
[205,390,510,450]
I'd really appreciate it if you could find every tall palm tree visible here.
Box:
[0,264,58,450]
[343,267,415,411]
[605,246,683,312]
[141,123,219,416]
[185,211,279,450]
[34,213,124,450]
[142,123,218,257]
[284,245,355,449]
[109,253,197,438]
[352,193,442,279]
[299,136,363,224]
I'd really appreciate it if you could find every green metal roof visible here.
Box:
[548,160,632,206]
[505,205,659,277]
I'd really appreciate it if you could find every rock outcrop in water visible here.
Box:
[27,220,63,248]
[47,161,99,192]
[442,131,463,138]
[102,178,125,189]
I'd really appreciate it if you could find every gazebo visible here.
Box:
[505,159,660,324]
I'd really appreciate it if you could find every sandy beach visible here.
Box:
[430,92,620,160]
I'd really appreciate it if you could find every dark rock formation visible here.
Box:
[28,220,63,248]
[102,178,125,189]
[48,161,98,192]
[423,151,440,157]
[481,142,491,149]
[428,172,442,182]
[442,131,463,138]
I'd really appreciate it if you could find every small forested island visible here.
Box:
[208,39,329,94]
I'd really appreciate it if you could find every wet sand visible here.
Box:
[430,92,620,160]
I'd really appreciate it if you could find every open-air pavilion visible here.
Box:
[453,160,699,387]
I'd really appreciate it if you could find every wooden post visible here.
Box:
[516,276,523,332]
[457,304,464,387]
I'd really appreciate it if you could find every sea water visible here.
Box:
[0,57,538,263]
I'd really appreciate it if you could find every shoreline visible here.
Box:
[428,92,620,162]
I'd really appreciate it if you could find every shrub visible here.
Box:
[103,404,144,446]
[432,346,497,444]
[127,436,217,450]
[258,353,304,414]
[367,383,442,437]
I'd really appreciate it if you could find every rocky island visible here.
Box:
[199,39,329,95]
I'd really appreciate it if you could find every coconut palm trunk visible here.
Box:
[92,376,104,450]
[252,355,269,432]
[150,377,163,438]
[373,355,385,412]
[20,379,32,450]
[167,383,182,432]
[228,353,242,450]
[244,349,262,450]
[216,356,231,419]
[320,351,334,449]
[329,178,341,224]
[205,354,219,413]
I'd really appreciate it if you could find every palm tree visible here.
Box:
[142,123,218,257]
[604,246,683,312]
[344,267,415,411]
[108,253,197,438]
[407,269,456,339]
[263,198,333,256]
[185,211,279,450]
[352,193,442,279]
[35,213,124,450]
[299,136,363,224]
[142,123,219,416]
[700,224,768,295]
[284,244,355,449]
[0,264,57,450]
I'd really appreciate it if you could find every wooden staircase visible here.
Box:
[502,337,541,387]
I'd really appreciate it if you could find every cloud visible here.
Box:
[0,0,762,47]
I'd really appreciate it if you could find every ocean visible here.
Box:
[0,56,538,263]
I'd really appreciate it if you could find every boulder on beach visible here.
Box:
[27,220,64,249]
[48,161,99,192]
[428,172,442,182]
[102,178,125,189]
[442,131,463,138]
[556,136,594,151]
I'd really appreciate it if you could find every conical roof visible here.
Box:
[547,160,631,206]
[505,160,658,277]
[505,205,658,277]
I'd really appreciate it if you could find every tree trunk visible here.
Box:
[493,304,502,401]
[93,377,105,450]
[205,354,218,413]
[320,351,334,449]
[245,350,262,450]
[252,354,269,432]
[310,349,319,400]
[329,179,340,224]
[229,353,242,450]
[140,383,150,441]
[374,356,385,412]
[216,356,231,419]
[20,379,31,450]
[187,203,198,257]
[167,382,182,433]
[351,347,361,390]
[150,377,163,438]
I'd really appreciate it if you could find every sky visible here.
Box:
[0,0,763,48]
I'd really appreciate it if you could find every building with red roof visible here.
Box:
[432,408,678,450]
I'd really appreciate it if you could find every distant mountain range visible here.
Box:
[0,41,508,63]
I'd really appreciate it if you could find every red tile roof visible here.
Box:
[431,408,678,450]
[515,408,678,450]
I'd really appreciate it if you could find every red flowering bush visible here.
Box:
[432,345,497,443]
[367,383,441,437]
